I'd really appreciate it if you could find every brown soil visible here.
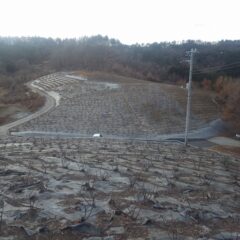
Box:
[0,85,45,125]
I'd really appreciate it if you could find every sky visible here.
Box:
[0,0,239,44]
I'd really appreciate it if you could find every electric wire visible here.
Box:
[192,61,240,75]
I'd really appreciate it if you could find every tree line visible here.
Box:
[1,36,240,84]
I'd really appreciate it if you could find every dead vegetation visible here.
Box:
[214,76,240,132]
[0,137,239,239]
[0,84,45,125]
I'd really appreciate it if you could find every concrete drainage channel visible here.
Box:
[8,130,219,150]
[9,118,228,143]
[10,130,201,141]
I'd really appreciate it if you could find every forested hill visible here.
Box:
[0,36,240,85]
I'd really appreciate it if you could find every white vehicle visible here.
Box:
[236,134,240,139]
[93,133,102,138]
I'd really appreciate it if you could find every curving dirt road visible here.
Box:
[0,82,56,137]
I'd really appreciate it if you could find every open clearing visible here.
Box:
[0,73,239,239]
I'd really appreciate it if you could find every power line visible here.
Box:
[193,61,240,75]
[193,65,240,75]
[195,61,240,71]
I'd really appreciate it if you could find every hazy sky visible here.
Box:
[0,0,239,44]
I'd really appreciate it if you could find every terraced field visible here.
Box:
[11,72,219,138]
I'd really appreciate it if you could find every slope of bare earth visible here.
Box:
[0,136,239,239]
[10,72,219,138]
[0,73,239,239]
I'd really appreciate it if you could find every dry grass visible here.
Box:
[215,77,240,132]
[0,85,45,125]
[211,145,240,157]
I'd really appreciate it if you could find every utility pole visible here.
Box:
[184,48,197,146]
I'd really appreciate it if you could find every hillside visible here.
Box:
[0,36,239,132]
[9,72,219,138]
[0,72,239,239]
